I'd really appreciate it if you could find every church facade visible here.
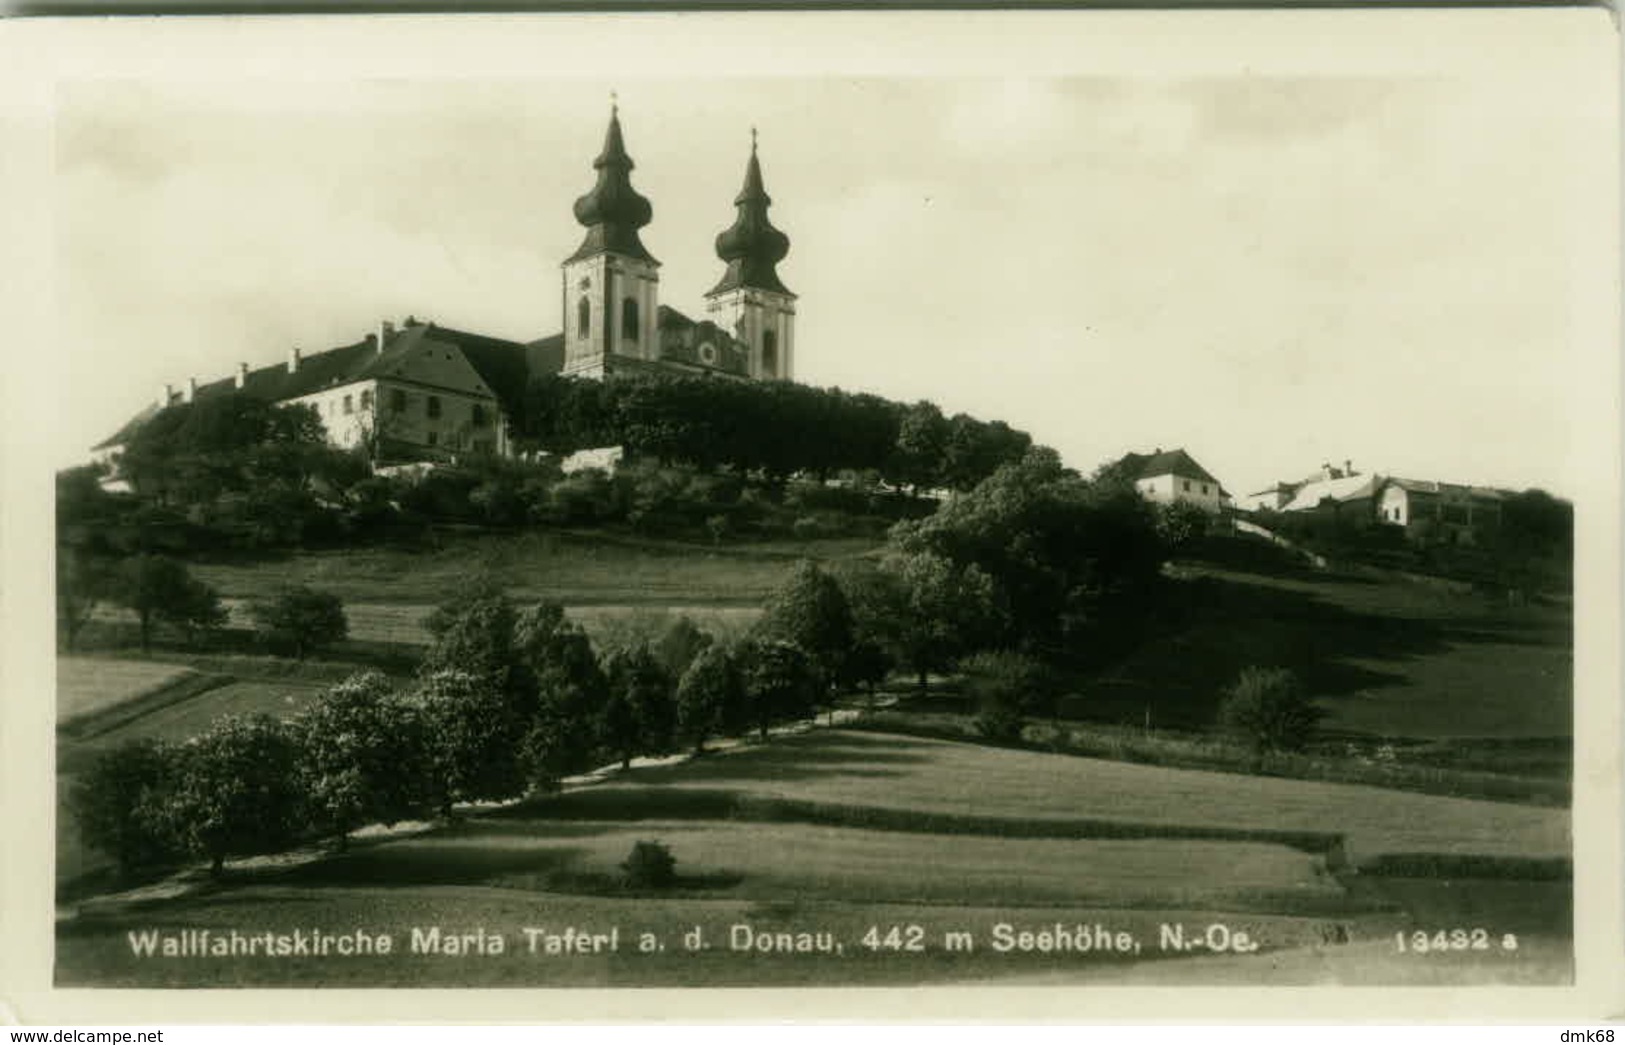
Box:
[93,106,797,467]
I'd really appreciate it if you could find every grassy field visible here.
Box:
[57,658,196,724]
[283,818,1349,913]
[1107,563,1575,741]
[534,730,1568,865]
[56,727,1571,987]
[189,530,879,606]
[53,531,1574,987]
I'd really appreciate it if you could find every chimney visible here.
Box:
[1345,459,1354,476]
[380,320,395,347]
[235,362,249,389]
[288,346,301,374]
[158,382,173,408]
[183,377,198,403]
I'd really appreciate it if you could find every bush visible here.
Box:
[1216,666,1323,764]
[250,585,348,659]
[964,649,1055,741]
[620,840,677,889]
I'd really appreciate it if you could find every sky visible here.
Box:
[47,15,1616,500]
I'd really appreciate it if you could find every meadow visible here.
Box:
[188,530,877,606]
[53,530,1573,986]
[54,727,1571,987]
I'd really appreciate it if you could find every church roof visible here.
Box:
[567,106,657,266]
[709,138,793,298]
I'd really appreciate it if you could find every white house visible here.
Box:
[1119,448,1228,513]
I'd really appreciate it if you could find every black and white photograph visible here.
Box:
[3,8,1620,1020]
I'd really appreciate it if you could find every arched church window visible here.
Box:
[761,329,779,378]
[622,298,640,343]
[577,297,591,339]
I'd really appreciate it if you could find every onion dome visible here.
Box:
[567,104,657,265]
[709,133,793,297]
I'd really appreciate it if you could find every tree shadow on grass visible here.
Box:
[610,731,937,789]
[1074,574,1468,732]
[270,841,594,889]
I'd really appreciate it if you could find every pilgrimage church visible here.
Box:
[93,104,797,465]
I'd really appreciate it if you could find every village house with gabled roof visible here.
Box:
[1117,447,1229,513]
[92,104,797,471]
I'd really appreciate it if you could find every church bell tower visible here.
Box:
[562,102,661,378]
[705,131,796,381]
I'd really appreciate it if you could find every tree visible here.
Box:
[421,583,520,691]
[600,644,677,770]
[881,550,999,694]
[109,554,226,653]
[839,639,894,709]
[676,643,746,754]
[70,737,181,875]
[163,715,306,877]
[293,672,436,849]
[655,615,714,681]
[1216,666,1323,768]
[887,400,950,493]
[514,600,607,784]
[412,669,529,813]
[737,639,817,740]
[890,446,1164,660]
[250,585,348,659]
[57,546,111,652]
[758,561,853,708]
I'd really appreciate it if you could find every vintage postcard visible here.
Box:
[1,7,1620,1024]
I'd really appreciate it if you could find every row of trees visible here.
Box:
[72,579,844,877]
[515,374,1033,492]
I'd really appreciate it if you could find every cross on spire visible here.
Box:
[751,125,758,152]
[610,89,618,115]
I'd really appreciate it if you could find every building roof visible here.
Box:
[1280,473,1381,512]
[567,106,657,266]
[709,138,793,298]
[1383,477,1508,501]
[1121,448,1220,485]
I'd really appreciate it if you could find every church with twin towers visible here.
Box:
[97,104,798,465]
[563,102,797,383]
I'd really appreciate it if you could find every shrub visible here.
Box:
[250,584,348,659]
[791,515,824,541]
[963,649,1058,741]
[620,840,677,889]
[1216,666,1323,764]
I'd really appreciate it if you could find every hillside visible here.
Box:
[56,727,1570,987]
